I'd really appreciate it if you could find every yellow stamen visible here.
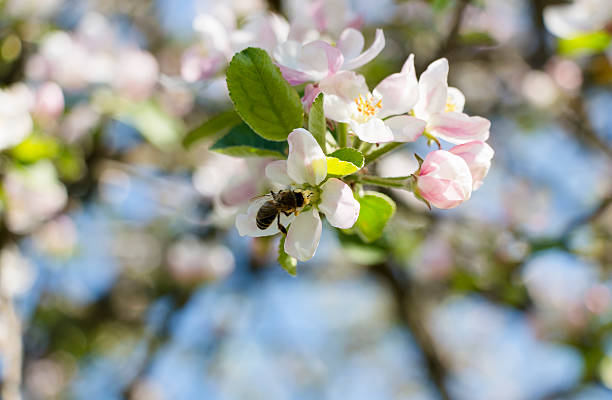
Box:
[354,94,382,121]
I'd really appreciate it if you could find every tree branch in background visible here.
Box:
[370,262,452,400]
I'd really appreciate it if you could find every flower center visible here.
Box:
[445,100,457,112]
[353,94,382,123]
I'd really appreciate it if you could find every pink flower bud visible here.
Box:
[449,141,494,191]
[416,150,472,209]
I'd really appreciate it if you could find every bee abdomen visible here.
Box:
[256,201,278,230]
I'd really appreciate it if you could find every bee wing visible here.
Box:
[248,193,273,204]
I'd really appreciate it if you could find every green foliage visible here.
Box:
[559,31,611,56]
[182,110,242,148]
[226,47,303,141]
[326,148,364,176]
[355,191,396,243]
[116,101,183,150]
[278,236,297,276]
[308,93,327,153]
[11,134,59,163]
[210,123,287,158]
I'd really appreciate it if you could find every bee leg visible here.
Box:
[277,214,287,235]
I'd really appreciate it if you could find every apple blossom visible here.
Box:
[316,55,425,143]
[415,150,472,210]
[449,141,495,191]
[273,28,385,85]
[236,128,360,261]
[413,58,490,145]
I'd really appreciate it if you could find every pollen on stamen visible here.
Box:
[354,94,382,120]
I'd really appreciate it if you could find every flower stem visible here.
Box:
[353,136,362,150]
[337,122,348,148]
[364,142,403,165]
[345,174,413,189]
[360,142,373,154]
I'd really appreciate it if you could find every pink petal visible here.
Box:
[384,115,425,142]
[428,112,490,144]
[284,208,322,261]
[287,128,327,185]
[449,141,494,190]
[302,84,322,112]
[341,28,385,71]
[417,150,472,209]
[318,178,360,229]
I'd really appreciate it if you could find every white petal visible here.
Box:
[373,66,419,118]
[284,208,322,261]
[414,58,448,119]
[341,29,385,71]
[350,118,394,143]
[384,115,425,142]
[337,28,365,61]
[287,128,327,185]
[447,87,465,113]
[235,197,281,237]
[265,160,292,186]
[319,178,360,229]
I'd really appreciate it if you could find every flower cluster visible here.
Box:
[190,10,495,265]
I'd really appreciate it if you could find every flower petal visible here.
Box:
[373,57,419,118]
[428,112,490,144]
[302,84,322,112]
[319,71,369,122]
[341,28,385,71]
[284,208,322,261]
[265,160,292,186]
[414,58,449,119]
[287,128,327,185]
[417,150,472,209]
[384,115,425,142]
[274,40,343,85]
[350,117,394,143]
[319,178,360,229]
[449,141,494,190]
[337,28,365,61]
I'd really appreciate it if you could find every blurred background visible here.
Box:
[0,0,611,399]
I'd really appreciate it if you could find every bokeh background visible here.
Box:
[0,0,611,399]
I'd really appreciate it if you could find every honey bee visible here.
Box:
[255,189,312,234]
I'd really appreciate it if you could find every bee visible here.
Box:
[255,189,312,234]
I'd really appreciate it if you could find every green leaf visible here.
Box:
[308,93,326,153]
[210,123,287,158]
[559,31,611,56]
[278,236,297,276]
[355,191,396,243]
[182,110,241,148]
[226,47,303,141]
[326,148,364,176]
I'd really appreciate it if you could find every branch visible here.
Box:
[369,262,452,400]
